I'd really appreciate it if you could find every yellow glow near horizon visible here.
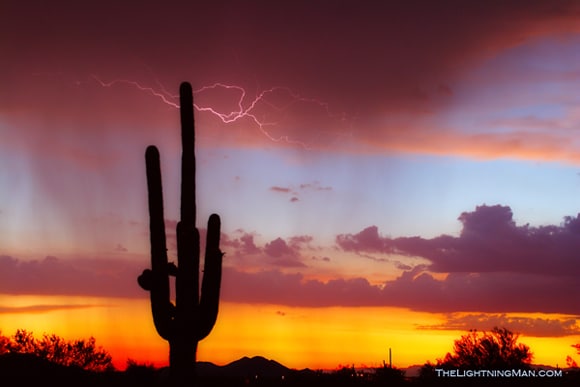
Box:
[1,295,577,371]
[201,302,458,369]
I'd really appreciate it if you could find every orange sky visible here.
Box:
[1,295,578,370]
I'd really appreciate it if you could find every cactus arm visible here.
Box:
[144,145,173,340]
[197,213,223,340]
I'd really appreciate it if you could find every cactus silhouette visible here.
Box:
[138,82,223,385]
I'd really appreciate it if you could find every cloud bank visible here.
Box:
[1,205,578,317]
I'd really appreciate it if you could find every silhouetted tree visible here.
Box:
[437,327,532,369]
[567,343,580,368]
[0,331,10,355]
[1,329,113,372]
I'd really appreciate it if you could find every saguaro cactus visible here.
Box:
[138,82,223,385]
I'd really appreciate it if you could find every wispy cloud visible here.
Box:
[417,313,580,337]
[219,266,579,315]
[270,186,292,193]
[0,304,107,314]
[0,255,143,298]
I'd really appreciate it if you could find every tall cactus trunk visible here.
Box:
[138,82,223,386]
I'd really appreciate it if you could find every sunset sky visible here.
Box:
[1,0,580,370]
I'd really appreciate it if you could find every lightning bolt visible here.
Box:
[91,75,353,149]
[91,75,180,109]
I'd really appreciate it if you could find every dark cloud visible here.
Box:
[337,225,387,253]
[417,313,580,337]
[16,3,574,98]
[380,269,579,314]
[337,204,580,276]
[1,1,579,159]
[335,206,580,314]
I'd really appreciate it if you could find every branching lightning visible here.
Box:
[91,75,352,149]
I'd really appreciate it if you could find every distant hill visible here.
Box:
[199,355,293,379]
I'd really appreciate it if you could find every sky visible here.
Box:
[1,0,580,371]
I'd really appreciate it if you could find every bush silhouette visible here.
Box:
[567,343,580,368]
[0,329,113,372]
[436,327,532,369]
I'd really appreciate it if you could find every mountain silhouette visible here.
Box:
[198,356,292,379]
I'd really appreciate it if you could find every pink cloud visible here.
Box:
[263,238,307,268]
[0,255,143,298]
[1,253,578,316]
[223,231,315,269]
[288,235,313,247]
[264,238,294,258]
[219,266,579,315]
[221,268,382,307]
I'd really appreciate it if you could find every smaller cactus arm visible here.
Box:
[144,145,173,340]
[197,213,223,340]
[149,260,175,341]
[145,146,169,273]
